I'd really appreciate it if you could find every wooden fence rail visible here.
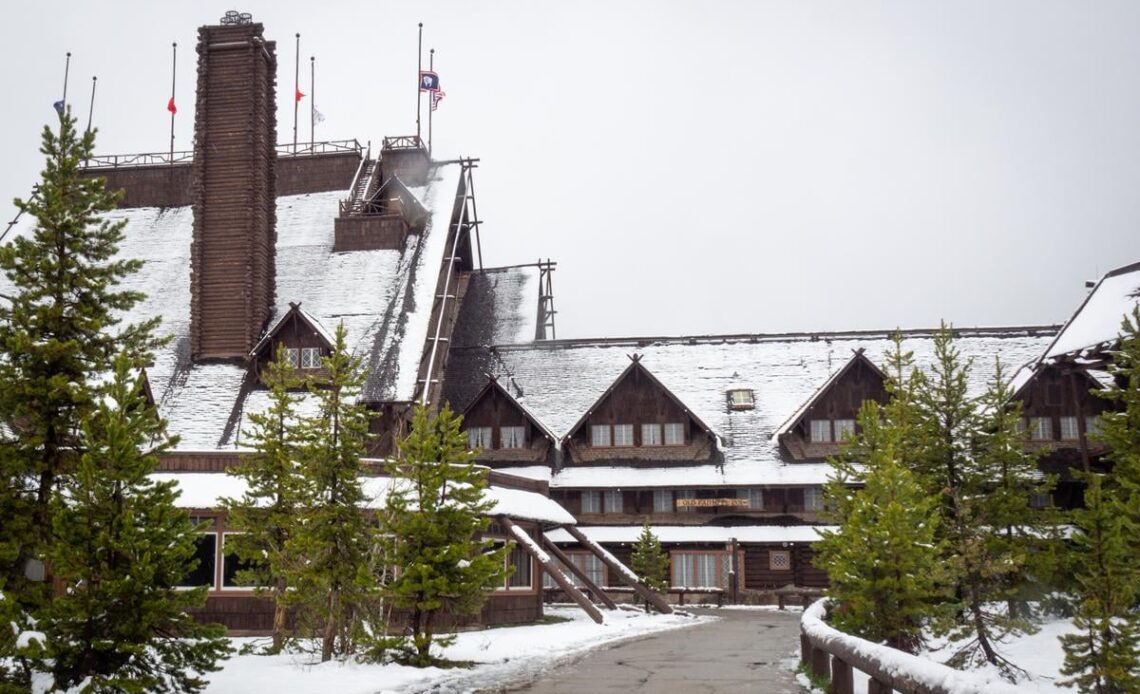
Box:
[800,599,1029,694]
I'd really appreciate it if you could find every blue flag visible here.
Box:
[418,70,440,92]
[52,100,64,115]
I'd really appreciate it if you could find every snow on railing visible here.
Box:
[800,599,1029,694]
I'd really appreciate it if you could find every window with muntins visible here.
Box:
[671,551,736,589]
[178,533,217,588]
[604,490,623,514]
[284,347,300,369]
[642,423,662,446]
[500,426,525,449]
[506,543,532,589]
[663,422,685,445]
[221,533,263,590]
[738,488,764,510]
[1029,417,1051,441]
[467,426,492,450]
[613,424,634,447]
[804,487,823,511]
[590,425,611,447]
[1059,416,1079,441]
[676,490,696,514]
[580,491,601,514]
[543,552,605,589]
[653,489,674,513]
[727,389,755,410]
[1086,415,1102,437]
[300,347,321,369]
[834,419,856,441]
[809,420,831,442]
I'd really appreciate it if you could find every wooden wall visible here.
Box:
[332,214,408,251]
[463,385,554,467]
[781,357,888,460]
[189,22,277,361]
[276,151,360,196]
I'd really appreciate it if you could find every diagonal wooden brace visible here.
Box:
[499,516,603,624]
[541,534,618,610]
[561,525,672,614]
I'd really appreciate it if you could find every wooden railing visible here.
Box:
[381,134,425,151]
[800,599,1028,694]
[276,139,362,157]
[83,139,362,169]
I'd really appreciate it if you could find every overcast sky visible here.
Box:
[3,1,1139,339]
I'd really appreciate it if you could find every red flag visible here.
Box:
[295,88,304,102]
[167,97,177,114]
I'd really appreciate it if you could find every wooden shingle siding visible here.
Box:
[190,23,277,361]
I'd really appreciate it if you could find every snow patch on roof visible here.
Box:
[546,524,833,544]
[1045,262,1140,359]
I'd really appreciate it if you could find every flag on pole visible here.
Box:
[167,97,177,114]
[295,88,305,102]
[419,70,440,92]
[313,107,326,125]
[431,89,445,112]
[53,100,65,115]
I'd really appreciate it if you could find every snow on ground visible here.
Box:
[204,605,705,694]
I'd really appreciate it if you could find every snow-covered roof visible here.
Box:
[1042,261,1140,361]
[249,302,336,357]
[154,471,575,526]
[443,328,1055,487]
[545,524,833,545]
[2,163,463,451]
[774,348,886,438]
[450,265,541,348]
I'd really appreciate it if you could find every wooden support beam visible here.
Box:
[499,517,603,625]
[560,525,672,614]
[541,535,617,610]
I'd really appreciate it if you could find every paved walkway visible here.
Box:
[503,608,806,693]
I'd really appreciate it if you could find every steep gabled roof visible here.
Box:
[560,355,719,448]
[462,376,558,444]
[248,301,335,359]
[369,174,429,224]
[1009,360,1108,403]
[775,348,888,438]
[1041,260,1140,363]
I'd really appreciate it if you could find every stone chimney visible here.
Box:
[189,15,277,361]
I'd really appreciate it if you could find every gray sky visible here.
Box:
[3,1,1139,339]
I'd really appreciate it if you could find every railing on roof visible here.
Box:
[276,139,363,157]
[83,150,194,169]
[82,139,363,169]
[381,135,426,151]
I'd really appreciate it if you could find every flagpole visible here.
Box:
[169,42,177,164]
[61,52,71,115]
[310,56,315,149]
[86,76,97,134]
[293,33,300,154]
[428,48,434,157]
[416,22,423,144]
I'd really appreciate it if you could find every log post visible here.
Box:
[811,645,830,680]
[830,655,853,694]
[541,534,617,609]
[561,525,672,614]
[867,679,893,694]
[800,632,812,665]
[499,517,603,624]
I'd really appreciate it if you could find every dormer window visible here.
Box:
[1059,416,1079,441]
[809,420,831,442]
[663,422,685,446]
[468,427,492,450]
[300,347,321,369]
[500,426,525,449]
[728,389,755,410]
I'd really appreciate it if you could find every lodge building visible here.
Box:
[6,13,1138,630]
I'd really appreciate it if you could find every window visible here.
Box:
[23,558,45,582]
[284,347,300,369]
[221,533,264,590]
[300,347,321,369]
[769,550,791,571]
[738,488,764,510]
[727,389,755,410]
[506,543,532,589]
[1029,493,1051,509]
[663,422,685,446]
[653,489,674,513]
[613,424,634,447]
[809,420,832,442]
[580,491,601,514]
[500,426,525,449]
[1029,417,1052,441]
[604,490,624,514]
[1086,415,1102,438]
[676,490,696,514]
[1059,416,1079,441]
[804,487,823,511]
[177,532,217,588]
[543,552,606,589]
[641,423,662,446]
[834,419,856,441]
[671,551,737,589]
[467,426,492,450]
[590,425,611,447]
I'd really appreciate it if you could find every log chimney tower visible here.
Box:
[189,13,277,361]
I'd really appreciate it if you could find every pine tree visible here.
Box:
[380,404,508,667]
[283,324,373,663]
[221,346,303,653]
[0,111,160,610]
[1059,474,1140,694]
[40,354,229,693]
[816,401,944,654]
[630,521,669,611]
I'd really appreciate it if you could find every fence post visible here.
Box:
[829,655,853,694]
[867,680,893,694]
[811,645,830,680]
[800,633,812,665]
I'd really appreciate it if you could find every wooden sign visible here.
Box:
[675,498,751,508]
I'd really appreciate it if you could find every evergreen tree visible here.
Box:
[221,346,303,653]
[40,354,229,692]
[380,405,508,667]
[283,325,373,663]
[816,401,944,654]
[0,111,160,610]
[1096,307,1140,524]
[630,521,669,611]
[1058,475,1140,694]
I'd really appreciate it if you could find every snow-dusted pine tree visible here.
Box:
[41,354,230,692]
[630,521,669,611]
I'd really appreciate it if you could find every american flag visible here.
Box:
[431,89,446,112]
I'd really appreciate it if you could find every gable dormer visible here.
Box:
[1010,362,1113,454]
[248,302,334,384]
[777,348,889,460]
[561,355,720,466]
[459,377,557,468]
